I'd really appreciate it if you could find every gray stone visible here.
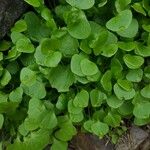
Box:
[0,0,28,39]
[116,126,149,150]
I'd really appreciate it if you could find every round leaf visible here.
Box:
[141,84,150,98]
[106,10,132,32]
[71,54,85,76]
[91,121,109,137]
[66,0,95,10]
[135,43,150,57]
[117,79,133,91]
[69,112,84,123]
[117,19,139,38]
[90,89,107,107]
[118,41,135,51]
[104,113,121,127]
[118,101,133,116]
[126,69,143,82]
[123,54,144,69]
[16,38,35,53]
[73,89,89,108]
[20,67,36,86]
[106,95,123,108]
[0,114,4,129]
[67,9,91,39]
[114,83,135,100]
[133,102,150,119]
[80,59,99,76]
[68,100,82,114]
[101,70,112,92]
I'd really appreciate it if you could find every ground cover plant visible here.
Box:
[0,0,150,149]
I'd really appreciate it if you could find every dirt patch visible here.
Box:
[69,126,150,150]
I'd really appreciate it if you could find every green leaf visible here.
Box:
[48,65,75,92]
[118,101,133,116]
[71,54,85,76]
[11,20,27,32]
[55,122,76,141]
[111,58,123,79]
[87,71,101,82]
[101,70,112,92]
[117,79,133,91]
[16,38,35,53]
[73,89,89,108]
[0,40,11,51]
[45,51,62,67]
[98,0,107,7]
[117,19,139,38]
[24,12,50,41]
[106,95,123,108]
[56,94,68,110]
[92,109,106,121]
[34,46,62,68]
[142,24,150,32]
[0,52,3,61]
[101,44,118,57]
[135,43,150,57]
[134,117,150,126]
[9,87,23,102]
[66,9,91,39]
[26,129,50,150]
[114,83,135,100]
[69,111,84,123]
[22,81,46,99]
[25,98,46,129]
[0,69,11,86]
[90,89,107,107]
[143,0,150,12]
[104,113,121,127]
[83,120,95,132]
[126,69,143,82]
[41,38,60,54]
[144,66,150,79]
[141,84,150,98]
[7,129,50,150]
[91,121,109,137]
[106,10,132,32]
[0,114,4,129]
[20,67,36,86]
[68,100,82,114]
[80,59,99,76]
[24,0,41,7]
[132,3,146,16]
[66,0,95,9]
[115,0,131,12]
[0,92,8,103]
[93,31,118,56]
[58,32,79,57]
[40,111,57,130]
[118,41,135,51]
[132,92,149,105]
[51,139,68,150]
[11,32,26,44]
[133,102,150,119]
[123,54,144,69]
[80,40,92,54]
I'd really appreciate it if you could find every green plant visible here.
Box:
[0,0,150,149]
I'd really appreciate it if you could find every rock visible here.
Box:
[116,126,149,150]
[69,133,114,150]
[0,0,28,39]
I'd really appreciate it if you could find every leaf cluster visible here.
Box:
[0,0,150,149]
